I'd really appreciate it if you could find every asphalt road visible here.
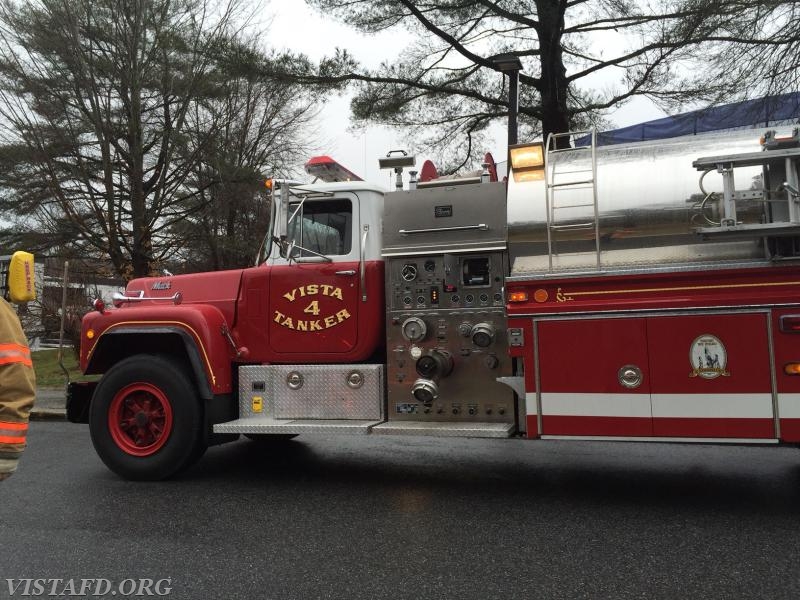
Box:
[2,421,800,600]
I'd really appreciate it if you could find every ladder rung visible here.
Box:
[550,222,596,230]
[549,185,595,193]
[552,202,595,209]
[551,167,595,175]
[549,146,591,154]
[549,179,595,188]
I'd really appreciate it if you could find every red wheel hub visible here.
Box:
[108,383,174,456]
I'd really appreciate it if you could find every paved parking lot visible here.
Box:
[3,421,800,600]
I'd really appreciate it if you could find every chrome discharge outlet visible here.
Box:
[470,323,496,348]
[415,350,454,379]
[411,378,439,404]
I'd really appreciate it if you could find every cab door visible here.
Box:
[269,194,361,355]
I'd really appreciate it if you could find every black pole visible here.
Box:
[508,69,519,146]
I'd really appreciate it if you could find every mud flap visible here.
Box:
[66,381,96,423]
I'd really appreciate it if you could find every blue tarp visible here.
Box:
[577,92,800,146]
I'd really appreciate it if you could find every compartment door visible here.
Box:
[648,313,774,439]
[538,318,653,437]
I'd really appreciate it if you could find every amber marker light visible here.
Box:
[264,178,273,191]
[508,291,528,303]
[86,329,95,340]
[785,363,800,375]
[533,289,549,303]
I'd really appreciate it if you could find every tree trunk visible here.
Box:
[535,0,571,147]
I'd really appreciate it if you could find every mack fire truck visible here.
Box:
[67,125,800,480]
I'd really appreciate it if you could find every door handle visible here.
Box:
[335,269,356,276]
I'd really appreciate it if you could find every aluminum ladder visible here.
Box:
[544,128,600,271]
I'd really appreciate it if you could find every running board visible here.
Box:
[214,417,383,435]
[371,421,515,438]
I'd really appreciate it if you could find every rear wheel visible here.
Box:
[90,355,206,480]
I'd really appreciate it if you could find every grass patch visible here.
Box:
[31,349,95,388]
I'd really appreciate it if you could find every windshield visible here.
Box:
[286,198,353,257]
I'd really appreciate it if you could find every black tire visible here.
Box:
[89,354,206,481]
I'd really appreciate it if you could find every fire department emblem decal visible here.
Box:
[689,334,730,379]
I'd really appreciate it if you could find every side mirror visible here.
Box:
[275,183,288,239]
[7,251,35,303]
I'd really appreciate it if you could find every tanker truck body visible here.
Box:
[505,128,800,441]
[67,126,800,480]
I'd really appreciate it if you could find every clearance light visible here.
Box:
[784,363,800,375]
[508,291,528,303]
[264,179,273,191]
[92,298,105,313]
[86,329,95,340]
[533,289,549,303]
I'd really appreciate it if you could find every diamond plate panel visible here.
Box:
[237,364,384,421]
[271,364,384,420]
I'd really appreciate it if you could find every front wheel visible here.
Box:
[90,355,205,480]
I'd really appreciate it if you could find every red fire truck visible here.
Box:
[67,124,800,480]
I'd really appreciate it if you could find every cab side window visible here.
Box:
[288,199,352,256]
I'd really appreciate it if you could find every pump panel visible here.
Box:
[382,181,515,425]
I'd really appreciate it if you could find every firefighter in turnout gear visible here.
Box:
[0,297,35,480]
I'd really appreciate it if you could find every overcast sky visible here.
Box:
[264,3,665,186]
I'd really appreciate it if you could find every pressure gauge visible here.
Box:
[401,263,418,282]
[401,317,427,342]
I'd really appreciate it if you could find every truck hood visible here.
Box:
[122,269,244,326]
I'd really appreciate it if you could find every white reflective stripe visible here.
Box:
[0,457,18,473]
[651,394,773,419]
[542,393,774,419]
[541,393,651,418]
[778,394,800,418]
[525,392,537,415]
[541,436,779,444]
[0,427,26,439]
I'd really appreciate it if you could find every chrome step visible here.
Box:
[371,421,515,438]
